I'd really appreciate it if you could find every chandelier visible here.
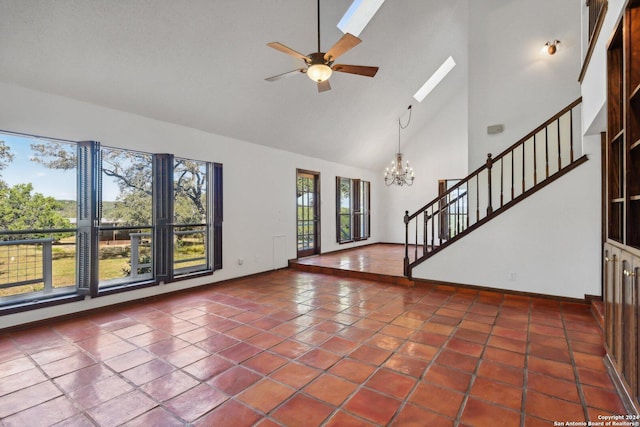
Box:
[385,105,415,186]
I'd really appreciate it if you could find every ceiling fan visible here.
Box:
[265,0,379,93]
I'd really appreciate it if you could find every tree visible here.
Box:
[0,183,72,239]
[173,159,207,222]
[30,143,207,225]
[0,141,14,189]
[111,190,152,226]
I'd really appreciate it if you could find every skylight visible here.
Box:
[413,56,456,103]
[337,0,386,37]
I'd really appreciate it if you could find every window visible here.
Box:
[98,147,153,287]
[336,177,370,243]
[0,134,78,302]
[172,158,212,276]
[0,132,223,307]
[437,179,467,240]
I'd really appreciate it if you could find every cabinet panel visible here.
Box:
[604,246,617,355]
[634,260,640,406]
[622,258,637,393]
[604,243,640,409]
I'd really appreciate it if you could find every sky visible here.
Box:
[1,133,119,201]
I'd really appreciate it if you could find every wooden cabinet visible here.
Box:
[608,20,624,243]
[628,5,640,249]
[605,0,640,411]
[607,1,640,247]
[603,243,640,408]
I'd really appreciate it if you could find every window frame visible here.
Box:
[336,176,370,244]
[0,134,223,310]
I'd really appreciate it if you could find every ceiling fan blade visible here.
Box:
[265,68,306,82]
[324,33,361,62]
[318,80,331,93]
[266,42,309,62]
[332,64,379,77]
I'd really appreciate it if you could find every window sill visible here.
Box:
[0,292,85,316]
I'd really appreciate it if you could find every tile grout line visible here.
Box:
[258,279,412,426]
[446,289,492,427]
[339,283,444,426]
[384,284,463,426]
[2,328,77,422]
[520,298,532,427]
[561,303,591,422]
[89,310,196,426]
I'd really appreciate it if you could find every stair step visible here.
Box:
[289,261,414,287]
[591,299,605,332]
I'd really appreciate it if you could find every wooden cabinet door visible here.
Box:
[607,245,623,368]
[633,255,640,407]
[621,257,636,393]
[604,246,616,354]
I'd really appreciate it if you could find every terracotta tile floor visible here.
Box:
[0,245,626,426]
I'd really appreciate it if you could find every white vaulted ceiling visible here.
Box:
[0,0,469,169]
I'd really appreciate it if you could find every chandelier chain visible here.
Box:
[398,106,412,151]
[399,105,412,129]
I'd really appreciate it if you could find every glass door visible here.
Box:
[296,170,320,258]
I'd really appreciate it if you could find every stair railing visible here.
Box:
[404,98,584,276]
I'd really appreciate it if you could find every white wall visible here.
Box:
[412,136,602,299]
[468,0,582,169]
[0,82,380,328]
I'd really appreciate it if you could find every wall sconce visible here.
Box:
[543,40,560,55]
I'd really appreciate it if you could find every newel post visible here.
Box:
[404,210,410,277]
[486,153,494,215]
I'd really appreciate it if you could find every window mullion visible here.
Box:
[353,179,361,240]
[213,163,223,270]
[76,141,100,297]
[153,154,174,283]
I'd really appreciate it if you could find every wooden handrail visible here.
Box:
[403,98,584,277]
[492,98,581,164]
[407,97,581,222]
[579,1,608,83]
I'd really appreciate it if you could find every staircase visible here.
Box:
[404,98,586,278]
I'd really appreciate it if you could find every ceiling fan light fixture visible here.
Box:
[307,63,333,82]
[264,0,377,91]
[543,40,560,55]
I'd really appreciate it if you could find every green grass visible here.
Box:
[0,240,206,298]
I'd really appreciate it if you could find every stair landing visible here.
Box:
[289,243,414,286]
